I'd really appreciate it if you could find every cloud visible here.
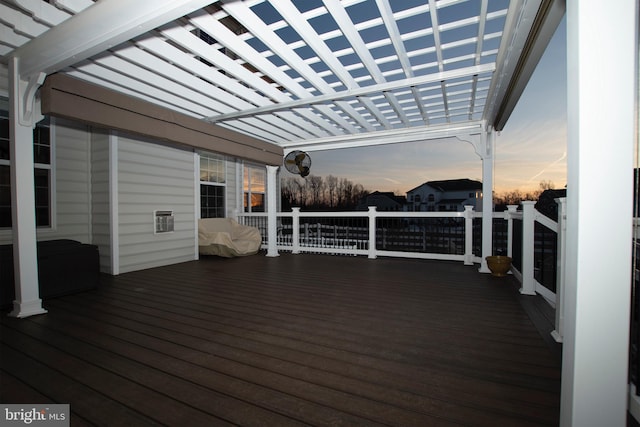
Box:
[528,151,567,183]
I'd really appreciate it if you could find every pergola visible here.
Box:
[1,1,637,425]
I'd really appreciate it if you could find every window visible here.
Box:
[0,99,51,229]
[199,152,226,218]
[428,194,435,202]
[243,165,265,212]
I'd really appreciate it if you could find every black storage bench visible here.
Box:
[0,239,100,309]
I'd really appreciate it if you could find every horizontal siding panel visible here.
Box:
[118,179,194,193]
[57,214,92,225]
[118,224,194,239]
[117,205,193,216]
[57,170,92,184]
[119,239,194,256]
[91,129,112,274]
[51,120,91,243]
[119,160,193,179]
[117,138,196,273]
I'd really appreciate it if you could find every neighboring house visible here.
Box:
[535,188,567,221]
[356,191,406,211]
[406,179,484,212]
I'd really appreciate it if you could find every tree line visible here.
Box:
[492,180,557,210]
[281,175,559,211]
[281,175,369,211]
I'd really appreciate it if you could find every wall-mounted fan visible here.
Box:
[284,150,311,177]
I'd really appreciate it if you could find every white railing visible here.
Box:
[236,198,566,340]
[237,206,477,262]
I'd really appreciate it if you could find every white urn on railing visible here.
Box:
[486,254,512,277]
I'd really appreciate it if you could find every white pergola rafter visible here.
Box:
[211,2,368,133]
[323,0,409,126]
[468,0,488,120]
[269,0,392,129]
[375,0,429,125]
[209,63,494,123]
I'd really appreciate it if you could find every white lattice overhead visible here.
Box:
[0,0,564,150]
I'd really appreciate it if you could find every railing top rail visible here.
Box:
[238,210,467,218]
[534,212,559,233]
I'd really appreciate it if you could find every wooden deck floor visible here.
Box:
[1,253,561,426]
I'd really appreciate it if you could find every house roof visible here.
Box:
[407,178,483,193]
[0,0,564,155]
[367,191,406,204]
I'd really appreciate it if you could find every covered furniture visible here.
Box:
[198,218,262,257]
[0,239,100,309]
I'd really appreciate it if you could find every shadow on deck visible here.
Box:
[1,253,561,426]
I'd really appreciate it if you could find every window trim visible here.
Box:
[0,108,55,231]
[198,151,227,219]
[243,163,266,213]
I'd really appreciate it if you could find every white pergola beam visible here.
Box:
[11,0,218,78]
[284,121,485,152]
[484,0,565,131]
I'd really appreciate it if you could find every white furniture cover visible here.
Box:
[198,218,262,257]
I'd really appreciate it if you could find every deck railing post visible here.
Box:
[292,208,300,254]
[520,201,536,295]
[368,206,377,259]
[464,205,474,265]
[506,205,518,258]
[551,197,567,342]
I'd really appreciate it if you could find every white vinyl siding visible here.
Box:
[90,129,112,273]
[225,159,239,216]
[0,118,92,245]
[117,136,196,273]
[44,118,91,242]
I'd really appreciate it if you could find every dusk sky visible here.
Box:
[300,17,568,195]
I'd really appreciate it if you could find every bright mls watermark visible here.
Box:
[1,405,69,426]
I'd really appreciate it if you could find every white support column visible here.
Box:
[562,1,636,425]
[265,165,279,257]
[519,201,537,295]
[463,205,474,265]
[8,57,47,318]
[479,130,494,273]
[457,128,494,272]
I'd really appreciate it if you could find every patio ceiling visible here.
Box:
[0,0,564,153]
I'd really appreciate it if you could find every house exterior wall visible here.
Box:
[51,118,92,242]
[0,118,92,245]
[90,129,112,273]
[2,117,255,274]
[225,159,239,217]
[116,135,197,274]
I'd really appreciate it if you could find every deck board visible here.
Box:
[1,254,561,426]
